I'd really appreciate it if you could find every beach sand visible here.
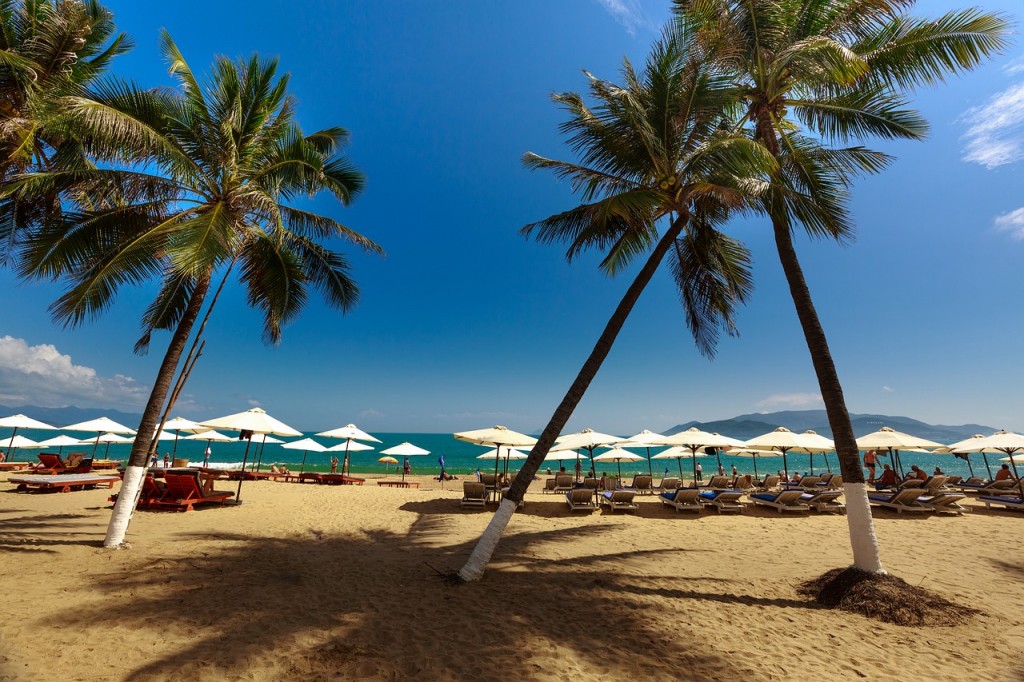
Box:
[1,472,1021,681]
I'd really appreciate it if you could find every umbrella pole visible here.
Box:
[236,436,253,502]
[691,447,697,483]
[715,448,722,472]
[616,460,622,482]
[5,426,17,460]
[1009,451,1024,499]
[964,454,975,478]
[782,450,789,480]
[92,433,100,457]
[752,455,758,480]
[344,440,352,478]
[646,447,653,476]
[173,431,179,456]
[677,457,683,481]
[982,452,993,480]
[254,438,268,473]
[105,442,111,458]
[299,451,308,474]
[404,456,409,482]
[824,453,832,473]
[809,452,814,476]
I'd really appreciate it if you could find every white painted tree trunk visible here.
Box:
[842,482,884,573]
[458,498,518,582]
[103,465,147,548]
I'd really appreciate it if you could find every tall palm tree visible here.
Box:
[8,32,380,547]
[459,26,774,581]
[0,0,130,257]
[673,0,1009,573]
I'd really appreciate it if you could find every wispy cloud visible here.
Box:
[882,385,894,393]
[754,392,823,409]
[961,81,1024,169]
[593,0,652,36]
[246,398,262,408]
[1004,56,1024,76]
[359,408,383,419]
[0,335,149,409]
[994,207,1024,240]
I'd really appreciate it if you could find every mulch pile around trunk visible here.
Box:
[799,567,981,626]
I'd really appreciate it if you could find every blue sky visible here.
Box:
[1,0,1023,434]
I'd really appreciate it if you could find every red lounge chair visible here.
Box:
[158,472,234,511]
[108,474,167,509]
[32,453,68,474]
[298,473,324,484]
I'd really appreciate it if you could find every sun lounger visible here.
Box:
[818,474,842,490]
[956,479,1018,495]
[756,475,781,491]
[321,474,365,485]
[298,472,323,483]
[800,489,846,514]
[566,488,596,511]
[582,477,601,494]
[553,474,574,493]
[979,496,1024,512]
[659,488,702,513]
[918,491,969,515]
[158,472,234,511]
[787,476,821,490]
[600,490,638,512]
[732,475,755,492]
[630,475,653,494]
[460,482,488,508]
[944,475,962,486]
[698,490,745,513]
[31,453,68,474]
[654,477,681,493]
[868,488,931,514]
[750,489,809,513]
[0,462,29,471]
[702,475,732,491]
[11,473,119,493]
[543,478,557,493]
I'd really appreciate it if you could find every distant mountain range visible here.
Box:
[0,404,143,429]
[665,410,997,443]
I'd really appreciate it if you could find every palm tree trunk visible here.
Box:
[103,275,212,549]
[770,216,884,573]
[458,216,686,582]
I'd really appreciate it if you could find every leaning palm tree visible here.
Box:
[9,32,379,547]
[458,26,774,581]
[674,0,1009,575]
[0,0,131,257]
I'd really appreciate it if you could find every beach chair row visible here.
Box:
[114,472,235,512]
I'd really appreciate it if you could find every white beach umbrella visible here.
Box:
[652,445,709,479]
[281,437,327,474]
[381,442,430,481]
[554,428,620,481]
[727,448,783,479]
[26,434,82,456]
[199,408,300,501]
[654,427,735,479]
[791,429,837,474]
[455,425,537,481]
[0,414,55,461]
[476,446,529,460]
[617,429,664,475]
[971,431,1024,496]
[158,416,202,456]
[185,429,234,467]
[855,426,944,478]
[941,433,1003,479]
[0,434,37,461]
[743,427,807,479]
[317,424,381,476]
[63,416,137,456]
[592,447,644,479]
[80,432,133,458]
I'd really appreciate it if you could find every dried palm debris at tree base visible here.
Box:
[798,567,981,627]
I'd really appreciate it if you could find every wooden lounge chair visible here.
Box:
[732,475,755,492]
[600,490,638,512]
[698,490,745,513]
[654,477,680,493]
[659,488,702,513]
[756,475,781,491]
[11,473,119,493]
[565,488,596,511]
[818,474,842,490]
[629,475,653,494]
[298,472,323,484]
[460,482,488,508]
[158,472,234,511]
[750,489,810,513]
[918,491,969,515]
[582,477,601,494]
[702,475,732,491]
[979,495,1024,512]
[800,489,846,514]
[868,488,932,514]
[31,453,68,474]
[788,476,821,491]
[553,474,574,493]
[543,478,557,494]
[601,476,619,492]
[956,479,1018,496]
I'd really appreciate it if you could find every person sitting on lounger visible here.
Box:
[995,464,1017,481]
[778,470,788,484]
[271,464,281,474]
[933,466,944,476]
[876,464,898,489]
[908,465,928,481]
[791,472,802,484]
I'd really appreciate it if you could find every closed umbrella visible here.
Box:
[380,442,430,481]
[0,414,55,461]
[317,424,382,477]
[63,416,136,457]
[199,408,301,502]
[855,427,944,479]
[281,437,327,474]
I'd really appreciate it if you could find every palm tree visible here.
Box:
[673,0,1009,573]
[9,32,380,547]
[459,25,774,581]
[0,0,130,257]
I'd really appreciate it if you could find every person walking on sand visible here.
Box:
[403,459,412,477]
[864,450,878,483]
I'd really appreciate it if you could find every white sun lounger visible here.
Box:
[918,491,969,515]
[600,490,638,512]
[800,489,846,514]
[659,488,702,513]
[698,490,744,513]
[868,488,932,513]
[979,495,1024,512]
[750,489,809,513]
[566,488,596,511]
[460,482,488,508]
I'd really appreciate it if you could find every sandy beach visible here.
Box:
[1,472,1021,681]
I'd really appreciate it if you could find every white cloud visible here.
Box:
[994,207,1024,240]
[755,392,823,409]
[593,0,652,36]
[882,386,894,393]
[961,82,1024,169]
[359,408,383,419]
[246,398,262,408]
[0,335,149,409]
[1004,56,1024,76]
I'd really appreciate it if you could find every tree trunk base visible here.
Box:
[799,567,980,626]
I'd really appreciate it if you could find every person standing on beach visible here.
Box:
[864,450,878,483]
[330,456,339,474]
[403,459,412,477]
[695,462,703,483]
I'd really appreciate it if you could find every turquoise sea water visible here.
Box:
[1,428,1005,480]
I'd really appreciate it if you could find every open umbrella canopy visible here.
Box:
[325,441,374,453]
[0,435,37,448]
[162,416,202,432]
[968,430,1024,453]
[855,426,943,450]
[381,442,430,457]
[281,438,327,452]
[316,423,382,443]
[84,433,134,444]
[454,425,536,448]
[656,427,736,448]
[542,450,590,462]
[199,408,301,437]
[476,447,528,460]
[28,435,82,449]
[652,446,709,459]
[743,427,805,450]
[618,429,664,447]
[791,430,835,453]
[63,417,136,435]
[378,456,399,464]
[555,428,620,449]
[592,448,644,463]
[0,414,56,431]
[185,430,235,443]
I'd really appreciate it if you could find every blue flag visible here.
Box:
[438,454,445,469]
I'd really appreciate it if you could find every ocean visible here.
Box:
[1,428,1002,480]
